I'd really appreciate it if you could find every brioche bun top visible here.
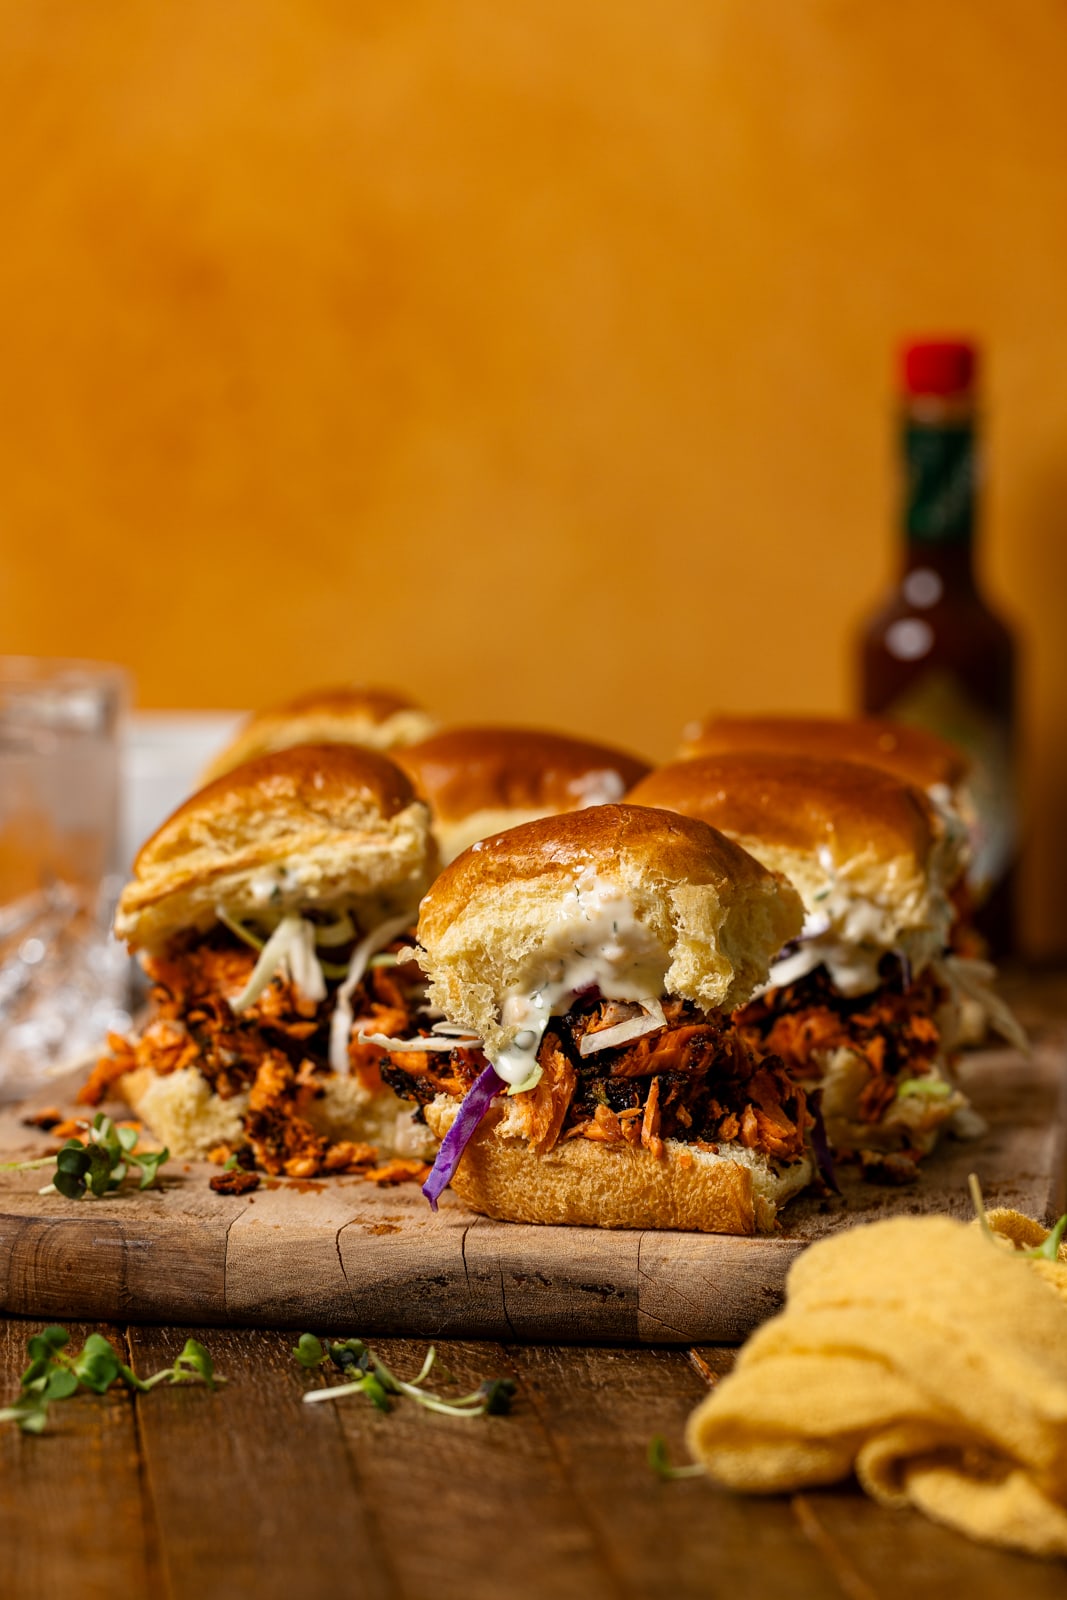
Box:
[395,726,651,861]
[417,803,803,1058]
[116,743,436,952]
[629,753,961,962]
[201,684,436,782]
[678,713,969,795]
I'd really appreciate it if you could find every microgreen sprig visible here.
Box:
[0,1328,224,1433]
[0,1113,169,1199]
[1032,1213,1067,1262]
[294,1334,516,1418]
[648,1435,705,1480]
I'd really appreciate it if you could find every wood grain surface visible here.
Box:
[1,979,1064,1343]
[2,1319,1064,1600]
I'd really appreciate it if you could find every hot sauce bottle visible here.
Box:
[858,339,1018,952]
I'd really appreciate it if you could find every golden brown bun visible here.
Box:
[425,1097,812,1233]
[630,752,939,873]
[678,713,969,794]
[395,726,651,862]
[116,743,436,952]
[417,804,804,1057]
[119,1065,438,1161]
[628,754,958,954]
[202,685,437,782]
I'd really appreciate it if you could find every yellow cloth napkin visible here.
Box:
[686,1211,1067,1558]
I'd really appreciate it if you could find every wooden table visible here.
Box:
[3,1317,1065,1599]
[3,971,1065,1596]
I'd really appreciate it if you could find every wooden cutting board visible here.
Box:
[1,978,1064,1343]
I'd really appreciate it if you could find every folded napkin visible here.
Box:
[686,1210,1067,1558]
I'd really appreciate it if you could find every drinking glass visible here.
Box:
[0,658,132,1098]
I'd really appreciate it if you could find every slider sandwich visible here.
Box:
[395,726,650,862]
[202,685,437,783]
[81,745,440,1176]
[629,754,1026,1174]
[376,804,815,1233]
[676,714,1012,1044]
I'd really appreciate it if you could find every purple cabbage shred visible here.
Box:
[807,1089,839,1194]
[422,1063,507,1210]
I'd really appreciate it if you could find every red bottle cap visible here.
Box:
[900,339,978,396]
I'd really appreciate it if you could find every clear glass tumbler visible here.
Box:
[0,658,132,1098]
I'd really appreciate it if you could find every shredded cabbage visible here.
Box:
[933,955,1029,1053]
[422,1064,505,1210]
[328,913,415,1073]
[311,911,357,948]
[579,998,666,1057]
[230,915,327,1012]
[215,907,265,952]
[357,1032,479,1053]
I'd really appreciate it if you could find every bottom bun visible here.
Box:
[425,1097,812,1234]
[118,1065,437,1162]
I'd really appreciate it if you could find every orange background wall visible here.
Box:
[2,2,1067,951]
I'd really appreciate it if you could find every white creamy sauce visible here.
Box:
[764,846,954,999]
[247,866,303,906]
[766,937,888,998]
[489,871,669,1090]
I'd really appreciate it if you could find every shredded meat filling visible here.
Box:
[382,996,809,1164]
[79,929,427,1181]
[735,965,944,1125]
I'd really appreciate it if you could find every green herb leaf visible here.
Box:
[477,1378,516,1417]
[298,1335,516,1422]
[327,1338,368,1372]
[27,1327,69,1362]
[293,1334,326,1369]
[132,1148,169,1190]
[19,1123,170,1202]
[53,1167,88,1200]
[648,1435,705,1481]
[43,1367,79,1401]
[174,1338,219,1390]
[2,1325,224,1432]
[897,1076,952,1100]
[72,1333,124,1393]
[360,1374,391,1413]
[56,1141,89,1172]
[1023,1213,1067,1263]
[86,1145,116,1197]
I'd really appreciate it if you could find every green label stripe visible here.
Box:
[904,422,976,546]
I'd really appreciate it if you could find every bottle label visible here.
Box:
[905,422,976,546]
[884,671,1016,897]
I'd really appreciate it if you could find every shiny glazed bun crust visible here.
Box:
[628,753,960,945]
[202,685,437,781]
[116,743,436,951]
[678,713,970,794]
[394,726,651,861]
[416,803,804,1056]
[630,752,939,869]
